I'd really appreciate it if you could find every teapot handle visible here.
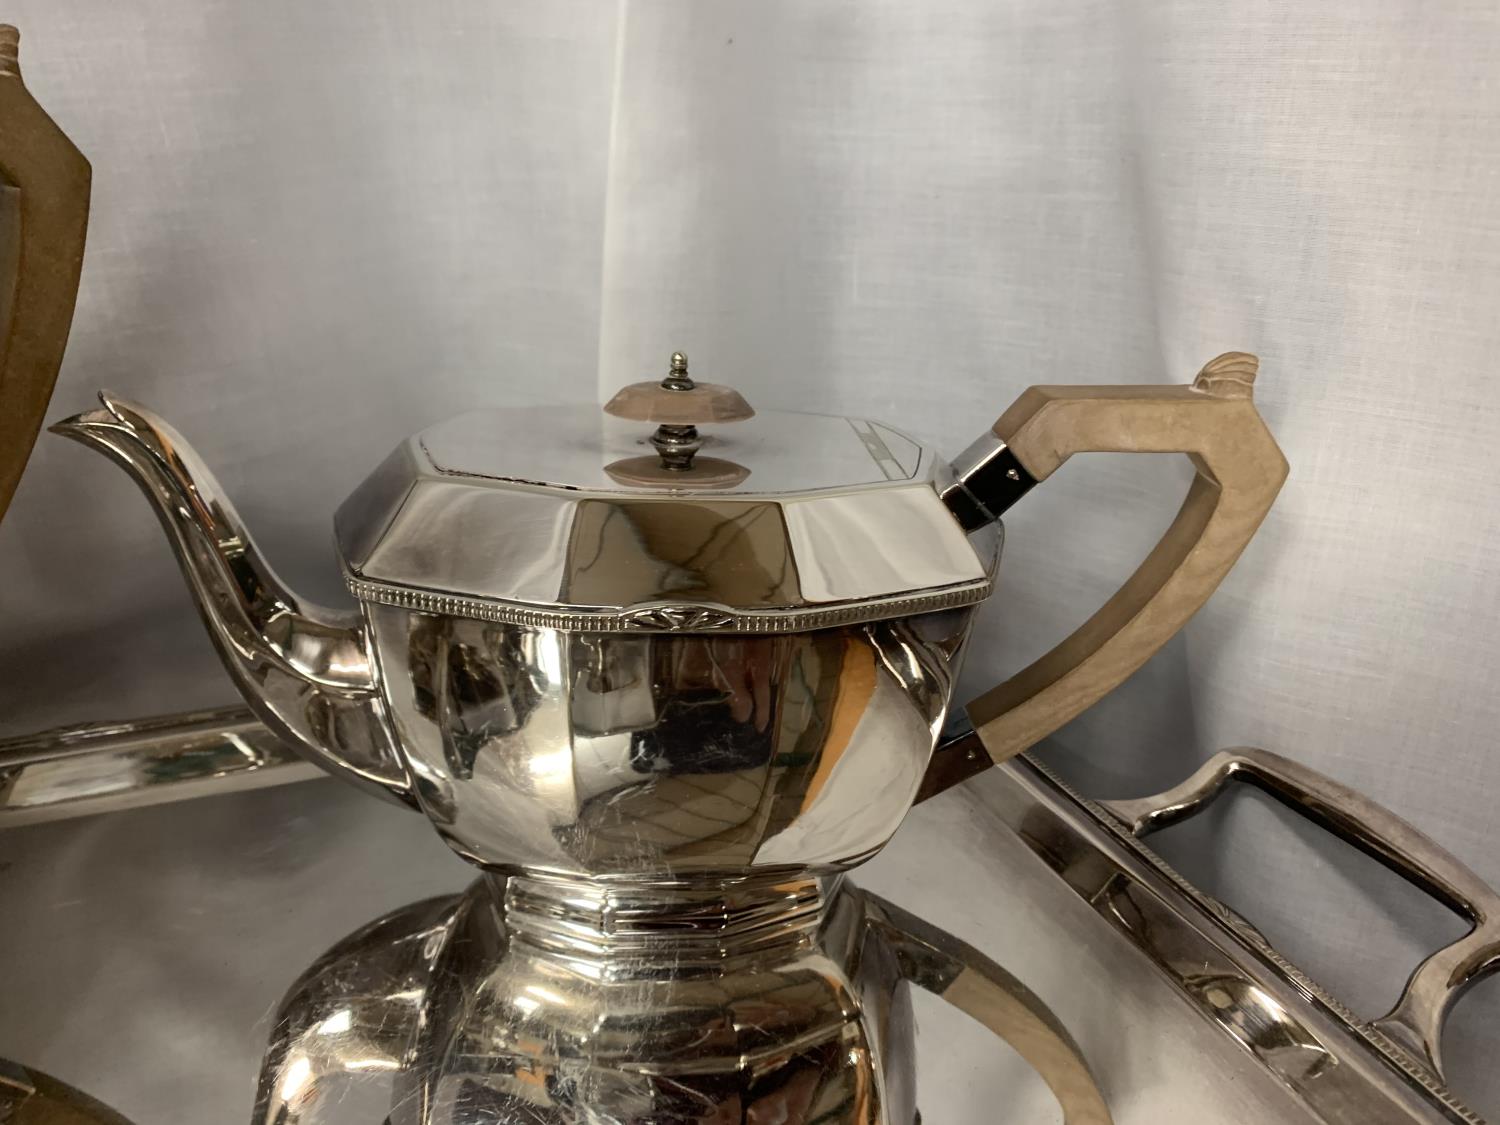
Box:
[0,26,91,522]
[962,353,1288,763]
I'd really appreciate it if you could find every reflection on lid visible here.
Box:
[603,455,750,490]
[564,500,799,608]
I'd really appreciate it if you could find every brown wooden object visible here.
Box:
[0,25,90,524]
[969,352,1288,763]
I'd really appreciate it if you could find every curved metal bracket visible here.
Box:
[1102,747,1500,1080]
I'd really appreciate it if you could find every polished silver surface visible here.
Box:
[646,351,712,470]
[52,394,991,876]
[0,704,1110,1125]
[42,392,1024,1121]
[59,394,999,639]
[648,417,702,470]
[939,430,1038,532]
[40,380,1324,1122]
[1100,747,1500,1089]
[369,602,976,873]
[8,730,1473,1123]
[50,394,415,808]
[251,871,1108,1124]
[420,403,913,493]
[337,404,996,629]
[15,708,1484,1122]
[995,752,1491,1125]
[0,705,312,827]
[253,875,907,1123]
[0,706,987,831]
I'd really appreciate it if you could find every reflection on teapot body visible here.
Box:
[385,612,968,874]
[57,351,1284,1122]
[51,385,999,878]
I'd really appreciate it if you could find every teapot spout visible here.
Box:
[51,392,414,808]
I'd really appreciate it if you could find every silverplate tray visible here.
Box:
[0,714,1494,1123]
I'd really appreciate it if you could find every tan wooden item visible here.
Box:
[603,378,755,425]
[603,453,751,488]
[604,351,755,426]
[968,352,1288,763]
[0,26,91,524]
[0,1058,135,1123]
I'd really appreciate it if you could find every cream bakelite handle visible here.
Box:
[966,353,1288,764]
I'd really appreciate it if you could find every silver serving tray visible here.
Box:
[0,714,1493,1123]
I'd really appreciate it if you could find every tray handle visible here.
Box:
[1101,747,1500,1078]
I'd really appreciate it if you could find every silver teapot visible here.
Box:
[55,350,1285,1123]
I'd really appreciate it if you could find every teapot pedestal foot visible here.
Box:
[254,873,1109,1124]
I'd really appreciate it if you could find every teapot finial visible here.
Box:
[602,351,754,474]
[653,351,701,469]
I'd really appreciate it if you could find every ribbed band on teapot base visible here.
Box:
[490,871,828,975]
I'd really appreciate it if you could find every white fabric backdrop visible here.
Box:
[2,0,1498,1114]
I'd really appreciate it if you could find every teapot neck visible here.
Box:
[492,870,830,972]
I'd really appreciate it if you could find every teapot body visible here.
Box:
[367,602,979,876]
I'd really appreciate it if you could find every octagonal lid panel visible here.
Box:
[335,405,999,633]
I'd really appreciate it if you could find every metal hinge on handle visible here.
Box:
[1100,747,1500,1082]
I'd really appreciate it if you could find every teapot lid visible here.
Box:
[335,354,998,632]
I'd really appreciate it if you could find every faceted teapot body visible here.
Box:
[368,604,977,875]
[328,391,999,875]
[50,390,1000,877]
